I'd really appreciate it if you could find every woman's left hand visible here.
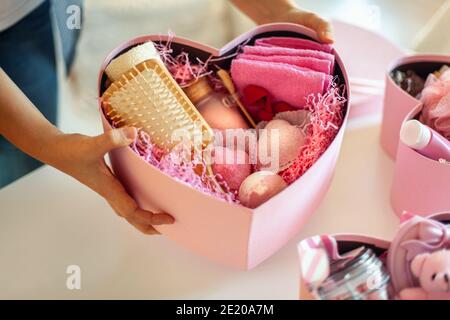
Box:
[268,7,334,44]
[230,0,334,44]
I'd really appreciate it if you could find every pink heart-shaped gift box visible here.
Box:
[97,23,350,270]
[298,212,450,299]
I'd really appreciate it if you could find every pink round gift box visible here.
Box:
[380,54,450,159]
[391,104,450,217]
[97,23,351,270]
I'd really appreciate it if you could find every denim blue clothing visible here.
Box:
[52,0,83,74]
[0,0,82,188]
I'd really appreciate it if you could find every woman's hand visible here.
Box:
[49,127,175,235]
[0,69,174,235]
[230,0,334,43]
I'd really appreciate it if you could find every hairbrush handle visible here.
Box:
[217,69,257,128]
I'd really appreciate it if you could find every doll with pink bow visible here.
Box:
[298,213,450,300]
[395,216,450,300]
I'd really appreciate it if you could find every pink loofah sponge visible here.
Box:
[420,68,450,140]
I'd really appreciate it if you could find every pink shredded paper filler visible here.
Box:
[154,35,213,87]
[280,82,346,184]
[130,131,237,203]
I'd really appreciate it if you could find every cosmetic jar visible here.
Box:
[316,247,391,300]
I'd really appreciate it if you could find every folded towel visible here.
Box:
[255,37,333,54]
[238,53,331,75]
[231,58,331,108]
[243,45,335,73]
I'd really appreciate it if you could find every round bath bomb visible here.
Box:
[212,146,251,191]
[258,119,305,171]
[238,171,288,208]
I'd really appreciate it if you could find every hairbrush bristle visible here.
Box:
[102,59,214,153]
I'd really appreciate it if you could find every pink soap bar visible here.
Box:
[238,53,332,75]
[255,36,333,53]
[231,58,330,108]
[243,45,335,72]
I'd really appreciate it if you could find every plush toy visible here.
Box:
[398,249,450,300]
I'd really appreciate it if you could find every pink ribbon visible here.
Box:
[300,235,342,260]
[401,219,450,260]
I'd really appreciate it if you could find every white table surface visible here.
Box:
[0,118,400,299]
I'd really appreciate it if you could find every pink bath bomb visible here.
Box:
[258,119,305,171]
[212,146,252,191]
[238,171,288,208]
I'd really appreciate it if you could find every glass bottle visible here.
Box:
[184,76,249,131]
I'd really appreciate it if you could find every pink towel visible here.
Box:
[231,58,331,108]
[238,53,331,75]
[243,45,335,73]
[255,37,333,54]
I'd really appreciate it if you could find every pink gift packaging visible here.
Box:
[380,54,450,159]
[97,24,350,270]
[391,105,450,217]
[379,54,450,217]
[298,212,450,300]
[298,234,390,299]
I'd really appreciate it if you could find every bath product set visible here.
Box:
[392,65,450,161]
[358,59,450,301]
[381,54,450,218]
[393,65,450,162]
[298,213,450,300]
[97,24,350,269]
[96,25,448,283]
[100,32,346,209]
[304,53,450,299]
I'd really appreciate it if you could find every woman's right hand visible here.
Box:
[47,127,175,235]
